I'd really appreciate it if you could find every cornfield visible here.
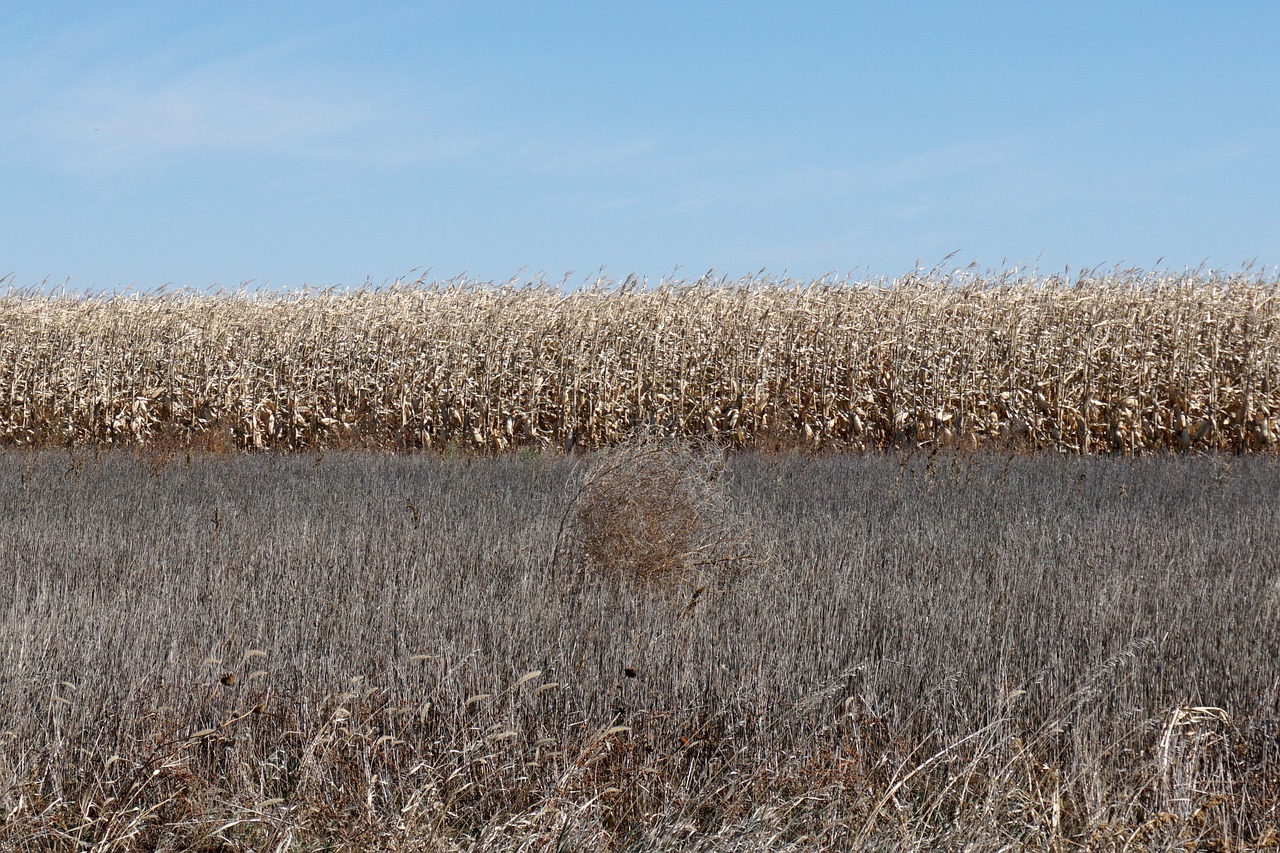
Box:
[3,268,1278,453]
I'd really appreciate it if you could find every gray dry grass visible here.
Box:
[0,449,1277,850]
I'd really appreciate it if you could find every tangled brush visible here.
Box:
[555,433,762,595]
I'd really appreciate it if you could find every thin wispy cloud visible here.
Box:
[530,138,663,174]
[0,41,477,175]
[58,70,364,161]
[662,136,1031,216]
[868,138,1027,189]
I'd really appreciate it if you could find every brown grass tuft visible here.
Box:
[560,432,759,593]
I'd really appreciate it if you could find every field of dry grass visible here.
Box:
[2,270,1279,455]
[1,447,1276,850]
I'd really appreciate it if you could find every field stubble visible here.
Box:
[0,448,1277,850]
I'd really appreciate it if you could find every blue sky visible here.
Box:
[2,2,1278,291]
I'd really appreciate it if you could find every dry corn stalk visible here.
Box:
[0,270,1277,454]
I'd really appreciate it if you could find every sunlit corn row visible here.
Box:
[2,270,1278,453]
